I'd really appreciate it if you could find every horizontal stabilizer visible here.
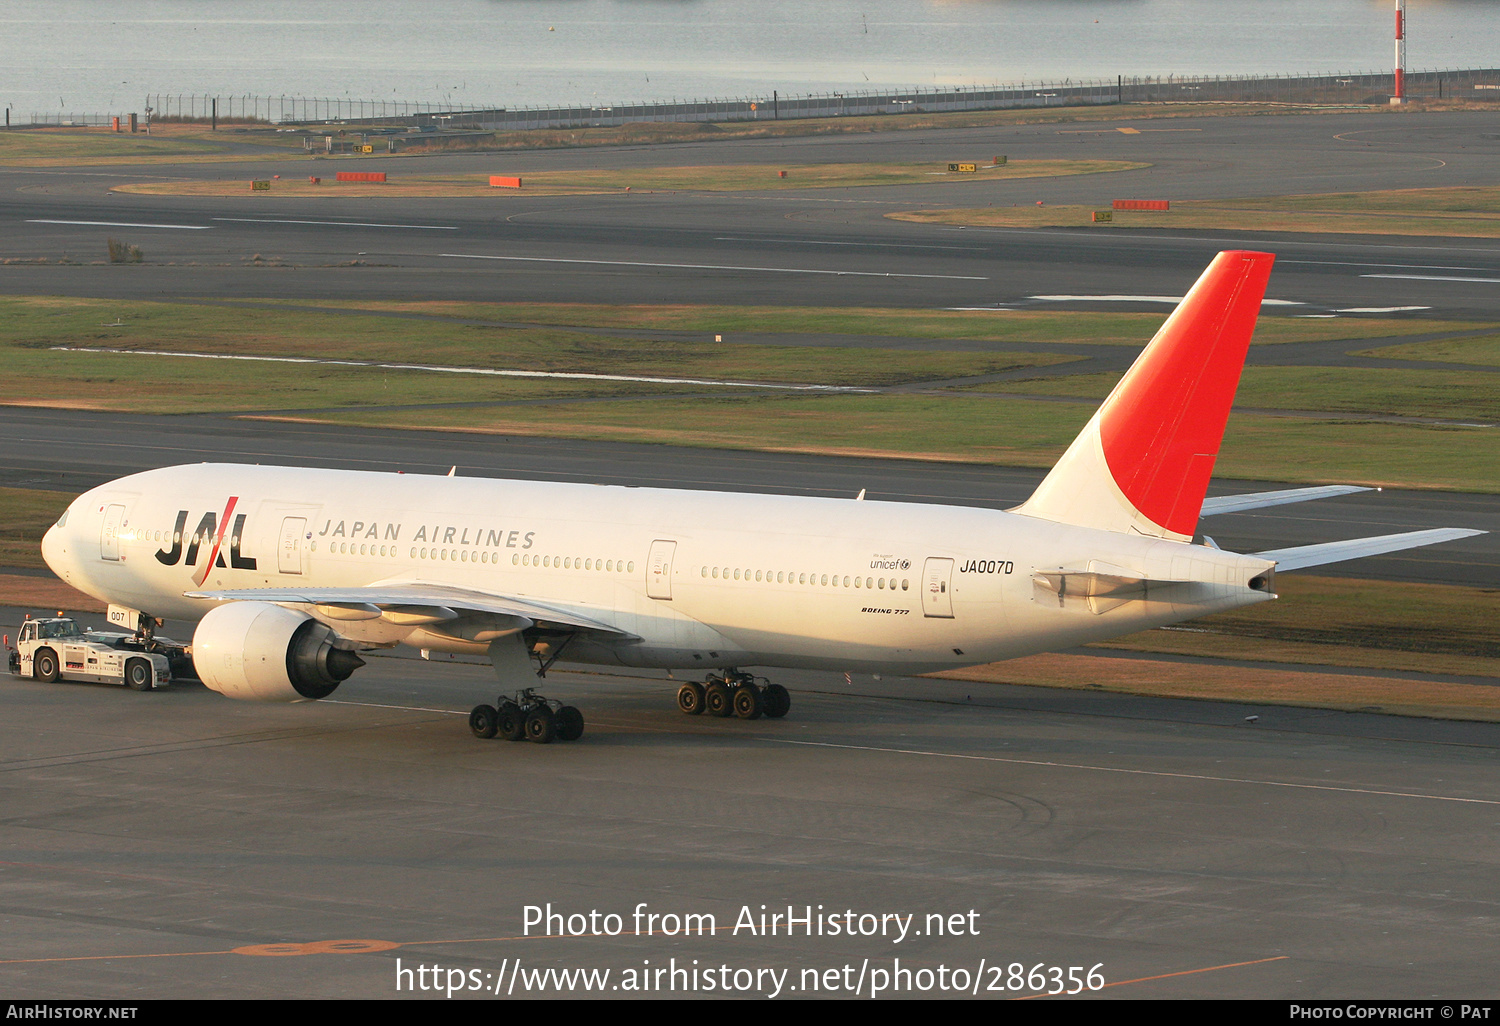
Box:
[1200,485,1374,517]
[1255,528,1486,572]
[184,583,635,638]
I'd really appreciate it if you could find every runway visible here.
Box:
[3,111,1500,315]
[2,109,1497,1000]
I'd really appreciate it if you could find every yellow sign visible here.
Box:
[1092,210,1113,223]
[360,145,373,153]
[947,162,978,173]
[251,180,270,191]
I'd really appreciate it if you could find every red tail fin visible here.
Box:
[1017,251,1275,540]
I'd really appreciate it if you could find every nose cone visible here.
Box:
[41,523,70,581]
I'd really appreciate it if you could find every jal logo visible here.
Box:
[155,496,257,584]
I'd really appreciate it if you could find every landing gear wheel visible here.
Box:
[525,706,556,744]
[125,658,153,692]
[556,705,585,742]
[34,648,59,683]
[468,704,499,739]
[762,684,791,719]
[497,701,526,742]
[704,681,732,718]
[677,682,706,715]
[732,684,763,720]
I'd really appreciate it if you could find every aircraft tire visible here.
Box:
[732,684,763,720]
[497,702,526,741]
[469,704,499,739]
[557,705,585,741]
[34,648,60,683]
[677,682,705,715]
[525,706,556,744]
[763,684,791,719]
[704,681,732,718]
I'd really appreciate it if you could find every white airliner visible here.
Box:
[37,251,1483,742]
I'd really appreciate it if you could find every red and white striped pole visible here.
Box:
[1393,0,1407,104]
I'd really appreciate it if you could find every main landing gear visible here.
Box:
[470,688,584,745]
[677,670,790,721]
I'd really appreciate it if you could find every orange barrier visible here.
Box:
[336,171,387,183]
[489,175,522,188]
[1112,199,1170,211]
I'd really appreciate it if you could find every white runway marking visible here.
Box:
[713,236,980,251]
[26,219,211,230]
[213,217,459,230]
[1362,274,1500,284]
[439,252,987,280]
[765,739,1500,806]
[1281,260,1484,271]
[1333,306,1431,313]
[1031,294,1304,306]
[50,346,874,392]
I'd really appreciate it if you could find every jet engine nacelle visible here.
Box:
[193,602,365,702]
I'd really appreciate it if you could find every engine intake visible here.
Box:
[194,602,365,702]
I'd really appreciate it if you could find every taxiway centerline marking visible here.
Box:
[1030,294,1304,306]
[1362,274,1500,284]
[213,217,459,230]
[438,252,988,280]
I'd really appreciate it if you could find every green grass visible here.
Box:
[974,367,1500,422]
[890,184,1500,238]
[1355,334,1500,367]
[247,299,1477,347]
[0,297,1077,413]
[0,127,254,166]
[0,487,71,569]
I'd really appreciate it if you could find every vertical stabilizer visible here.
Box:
[1015,250,1275,541]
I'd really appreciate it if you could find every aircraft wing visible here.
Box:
[1200,485,1373,516]
[184,582,635,638]
[1253,528,1486,572]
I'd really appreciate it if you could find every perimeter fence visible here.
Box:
[12,67,1500,130]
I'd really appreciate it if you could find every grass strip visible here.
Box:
[243,299,1471,347]
[0,488,71,569]
[889,184,1500,238]
[1354,334,1500,367]
[113,160,1146,198]
[970,367,1500,422]
[0,297,1071,397]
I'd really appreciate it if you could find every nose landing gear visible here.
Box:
[678,670,790,721]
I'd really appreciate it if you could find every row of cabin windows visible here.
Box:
[702,566,909,591]
[306,540,635,574]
